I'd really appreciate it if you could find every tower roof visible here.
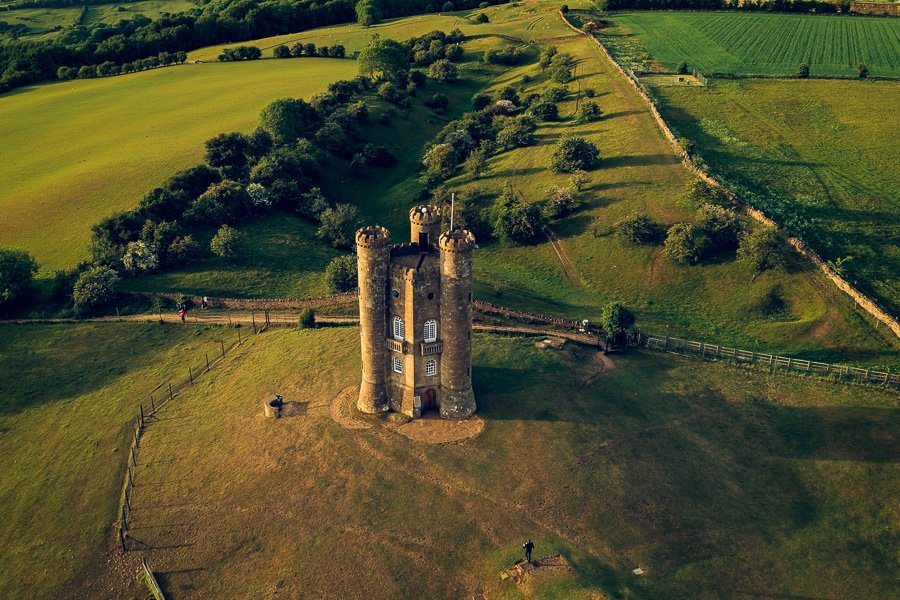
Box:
[439,229,476,253]
[409,205,442,226]
[355,225,391,248]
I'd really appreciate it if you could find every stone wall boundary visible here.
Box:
[560,11,900,339]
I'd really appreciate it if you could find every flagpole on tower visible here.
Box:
[450,192,455,231]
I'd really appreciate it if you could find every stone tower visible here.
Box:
[355,206,476,419]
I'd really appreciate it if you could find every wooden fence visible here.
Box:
[116,327,249,553]
[638,332,900,388]
[141,558,166,600]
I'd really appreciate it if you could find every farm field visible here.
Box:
[0,1,193,40]
[601,11,900,77]
[0,58,357,271]
[0,322,234,598]
[114,326,900,599]
[651,78,900,316]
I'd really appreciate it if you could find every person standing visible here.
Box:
[523,539,534,563]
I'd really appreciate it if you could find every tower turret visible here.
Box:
[356,226,391,413]
[409,205,442,249]
[438,229,476,418]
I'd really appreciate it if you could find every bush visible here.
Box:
[325,255,358,292]
[696,204,743,249]
[425,92,449,112]
[676,61,688,75]
[410,70,427,88]
[664,223,709,265]
[548,53,575,83]
[600,301,635,337]
[797,63,809,78]
[73,266,119,311]
[428,59,457,82]
[575,101,602,123]
[475,12,489,23]
[472,92,492,110]
[857,62,868,79]
[584,88,596,98]
[738,227,782,281]
[493,192,546,245]
[560,4,569,13]
[550,136,601,173]
[122,240,159,273]
[298,308,316,328]
[614,212,662,245]
[167,235,200,264]
[0,247,38,307]
[543,186,577,219]
[273,44,291,58]
[528,101,558,121]
[210,225,241,262]
[317,204,359,248]
[496,115,537,150]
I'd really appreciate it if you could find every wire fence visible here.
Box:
[116,326,250,553]
[636,332,900,388]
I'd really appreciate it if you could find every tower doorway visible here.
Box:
[422,388,438,413]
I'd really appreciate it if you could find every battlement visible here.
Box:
[390,242,424,257]
[356,226,391,248]
[439,230,476,253]
[409,205,442,225]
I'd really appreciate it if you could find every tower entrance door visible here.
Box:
[422,388,438,412]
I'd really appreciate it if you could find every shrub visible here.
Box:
[317,204,359,248]
[543,186,577,219]
[167,235,200,264]
[584,88,596,98]
[676,61,688,75]
[549,53,575,83]
[496,115,537,149]
[600,301,635,337]
[378,81,410,106]
[857,62,868,79]
[493,192,546,245]
[575,101,602,123]
[550,136,601,173]
[325,255,358,292]
[421,143,458,183]
[122,240,159,273]
[185,180,252,225]
[797,63,809,78]
[0,247,38,307]
[560,4,569,13]
[273,45,291,58]
[428,59,458,81]
[664,223,709,265]
[472,92,492,110]
[475,12,489,23]
[298,187,330,220]
[570,170,590,191]
[528,101,558,121]
[614,212,662,245]
[425,93,449,112]
[73,266,119,311]
[542,85,568,102]
[298,308,316,328]
[210,225,242,262]
[696,204,743,249]
[410,70,427,88]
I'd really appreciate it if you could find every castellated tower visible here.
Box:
[355,206,476,419]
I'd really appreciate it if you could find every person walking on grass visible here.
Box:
[523,539,534,563]
[178,302,187,323]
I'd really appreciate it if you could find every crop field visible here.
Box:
[0,5,81,39]
[113,326,899,599]
[0,58,356,271]
[652,78,900,316]
[82,0,195,27]
[0,322,233,598]
[602,11,900,77]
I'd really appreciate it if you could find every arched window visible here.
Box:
[393,356,403,373]
[393,316,404,340]
[424,319,438,342]
[426,359,437,376]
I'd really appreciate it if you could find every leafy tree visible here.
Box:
[475,12,489,23]
[246,183,271,209]
[358,36,409,81]
[421,143,458,183]
[543,186,577,219]
[664,222,709,265]
[185,180,253,225]
[472,93,492,110]
[696,204,743,249]
[425,92,449,112]
[210,224,242,262]
[600,302,635,337]
[165,165,221,201]
[273,44,291,58]
[73,266,119,311]
[259,98,321,145]
[797,63,810,78]
[496,115,537,150]
[317,204,359,248]
[0,247,38,307]
[857,62,868,78]
[676,61,688,75]
[122,240,159,273]
[614,212,662,245]
[204,132,250,179]
[298,308,316,328]
[529,100,559,121]
[304,43,317,57]
[463,143,492,179]
[571,170,590,191]
[493,192,546,245]
[560,4,570,13]
[550,136,601,173]
[539,45,558,70]
[549,52,576,83]
[356,0,382,27]
[325,255,358,292]
[738,227,782,281]
[442,1,455,11]
[167,235,200,264]
[428,59,457,81]
[445,43,463,61]
[575,100,602,123]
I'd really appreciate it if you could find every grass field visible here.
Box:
[116,326,899,599]
[0,1,193,40]
[601,11,900,77]
[651,78,900,316]
[0,321,237,598]
[0,58,356,271]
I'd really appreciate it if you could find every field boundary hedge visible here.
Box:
[561,11,900,340]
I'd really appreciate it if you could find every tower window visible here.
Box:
[392,289,400,298]
[424,319,438,343]
[427,292,434,300]
[393,356,403,373]
[426,359,437,376]
[392,316,405,340]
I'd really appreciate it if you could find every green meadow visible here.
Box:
[602,11,900,77]
[0,58,356,270]
[651,78,900,316]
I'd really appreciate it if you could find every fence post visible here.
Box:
[206,352,210,373]
[238,328,242,343]
[252,311,257,334]
[220,340,225,357]
[168,382,173,400]
[150,395,155,413]
[158,307,163,323]
[120,528,126,552]
[189,366,193,384]
[139,404,144,426]
[228,311,232,326]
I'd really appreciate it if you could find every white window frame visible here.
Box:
[392,316,404,340]
[426,359,437,376]
[424,319,438,343]
[393,356,403,373]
